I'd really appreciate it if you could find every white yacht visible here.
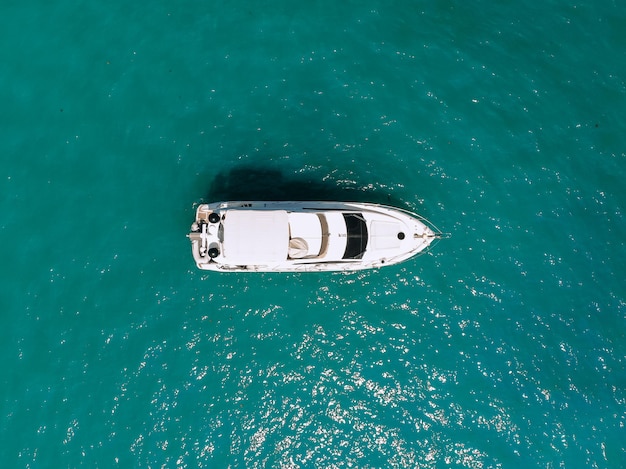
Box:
[188,201,443,272]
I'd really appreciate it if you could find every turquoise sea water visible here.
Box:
[2,0,625,467]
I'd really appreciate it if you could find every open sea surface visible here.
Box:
[2,0,625,467]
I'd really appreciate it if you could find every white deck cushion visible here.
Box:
[288,212,322,256]
[370,220,402,250]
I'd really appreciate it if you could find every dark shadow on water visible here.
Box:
[206,165,403,207]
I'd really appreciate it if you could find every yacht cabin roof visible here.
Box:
[222,210,289,263]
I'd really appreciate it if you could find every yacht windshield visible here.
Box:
[342,213,368,259]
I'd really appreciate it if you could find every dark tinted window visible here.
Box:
[343,213,368,259]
